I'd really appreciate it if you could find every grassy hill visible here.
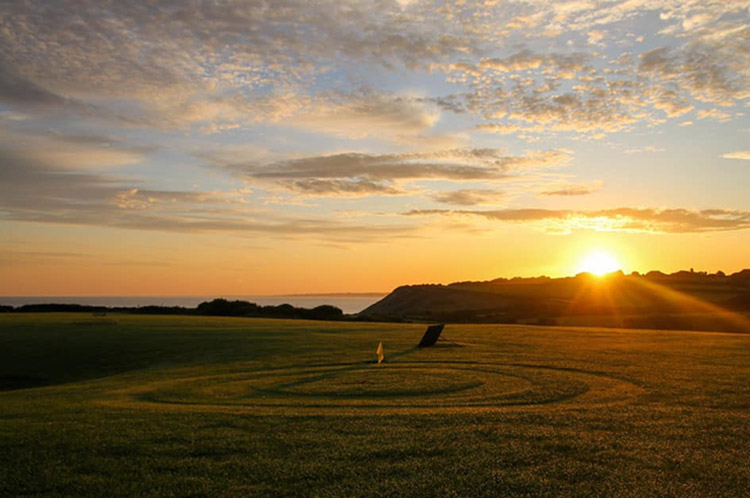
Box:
[1,313,749,496]
[360,270,750,332]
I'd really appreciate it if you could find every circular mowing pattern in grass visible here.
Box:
[267,367,488,398]
[104,360,644,415]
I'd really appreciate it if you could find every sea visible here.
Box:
[0,295,384,315]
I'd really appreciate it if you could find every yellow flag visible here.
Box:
[376,342,384,364]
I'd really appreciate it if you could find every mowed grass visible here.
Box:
[1,314,749,497]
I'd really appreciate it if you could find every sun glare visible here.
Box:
[578,251,621,276]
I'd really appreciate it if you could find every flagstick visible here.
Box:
[376,342,384,364]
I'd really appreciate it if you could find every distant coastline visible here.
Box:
[277,292,385,297]
[0,294,385,315]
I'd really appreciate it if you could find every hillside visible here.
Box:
[359,270,750,332]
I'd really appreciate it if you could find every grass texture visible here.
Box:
[1,313,749,497]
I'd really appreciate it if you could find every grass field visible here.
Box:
[1,314,749,497]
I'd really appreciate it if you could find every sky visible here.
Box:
[1,0,749,296]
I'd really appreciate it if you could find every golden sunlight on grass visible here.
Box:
[577,250,621,276]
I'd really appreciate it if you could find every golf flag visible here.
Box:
[376,342,384,364]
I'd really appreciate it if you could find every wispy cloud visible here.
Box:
[722,151,750,161]
[0,139,418,242]
[539,181,603,197]
[286,90,442,143]
[204,148,573,198]
[0,63,76,109]
[279,179,407,197]
[404,207,750,234]
[624,146,665,154]
[0,130,156,171]
[431,189,506,206]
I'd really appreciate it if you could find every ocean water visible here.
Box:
[0,295,384,315]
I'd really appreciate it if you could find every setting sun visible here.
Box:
[577,251,621,276]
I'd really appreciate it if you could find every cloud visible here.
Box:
[431,189,505,206]
[0,63,70,108]
[0,142,419,242]
[653,89,694,118]
[639,44,749,107]
[539,181,602,196]
[112,188,233,210]
[286,91,441,143]
[0,59,106,120]
[480,50,589,77]
[0,0,747,139]
[404,207,750,234]
[0,250,92,268]
[460,57,645,136]
[246,149,571,180]
[722,151,750,161]
[697,109,733,122]
[476,123,536,135]
[460,30,748,136]
[0,130,156,171]
[204,147,573,197]
[624,146,665,154]
[437,2,750,138]
[0,0,474,129]
[282,179,406,197]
